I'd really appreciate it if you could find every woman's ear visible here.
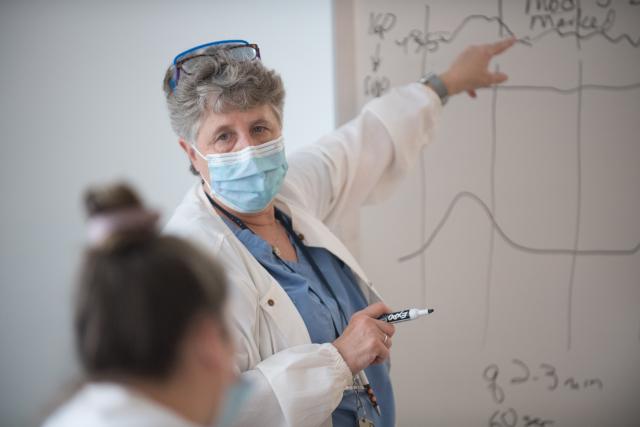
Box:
[190,317,231,371]
[179,139,205,178]
[179,139,197,164]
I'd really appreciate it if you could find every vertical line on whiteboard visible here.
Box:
[420,4,430,307]
[419,152,427,306]
[484,0,503,347]
[420,5,430,76]
[483,67,499,348]
[575,0,582,50]
[498,0,504,38]
[567,60,583,350]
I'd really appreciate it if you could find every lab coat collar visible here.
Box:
[274,197,382,304]
[194,184,312,348]
[194,184,382,304]
[44,382,201,427]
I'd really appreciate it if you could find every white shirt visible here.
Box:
[42,382,200,427]
[164,83,442,427]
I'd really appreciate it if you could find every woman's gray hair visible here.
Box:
[162,47,285,174]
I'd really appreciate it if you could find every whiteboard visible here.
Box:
[334,0,640,425]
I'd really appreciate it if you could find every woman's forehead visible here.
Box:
[203,104,280,128]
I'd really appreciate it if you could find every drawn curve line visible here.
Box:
[398,191,640,263]
[397,14,529,50]
[401,13,640,51]
[437,14,519,44]
[524,26,640,48]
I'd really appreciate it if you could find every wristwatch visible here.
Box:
[420,72,449,105]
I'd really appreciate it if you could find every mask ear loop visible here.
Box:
[201,177,214,194]
[191,143,215,193]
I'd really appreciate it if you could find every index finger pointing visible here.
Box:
[488,37,516,56]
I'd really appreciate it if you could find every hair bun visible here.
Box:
[84,183,159,248]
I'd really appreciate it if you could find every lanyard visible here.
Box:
[204,191,350,329]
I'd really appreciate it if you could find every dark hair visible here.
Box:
[75,183,227,379]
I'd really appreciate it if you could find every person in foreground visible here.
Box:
[163,37,516,427]
[43,183,242,427]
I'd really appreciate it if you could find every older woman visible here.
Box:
[163,38,515,427]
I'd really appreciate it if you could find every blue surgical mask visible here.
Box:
[194,136,288,213]
[215,377,253,427]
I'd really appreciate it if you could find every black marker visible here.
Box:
[378,308,435,323]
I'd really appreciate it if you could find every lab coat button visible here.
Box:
[267,299,275,306]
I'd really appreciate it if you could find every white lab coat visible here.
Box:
[165,83,442,427]
[42,382,200,427]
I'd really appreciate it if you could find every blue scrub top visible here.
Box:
[221,213,395,427]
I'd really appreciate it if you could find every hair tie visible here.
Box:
[87,208,160,247]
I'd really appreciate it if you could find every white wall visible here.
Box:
[0,1,335,425]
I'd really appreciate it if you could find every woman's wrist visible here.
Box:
[330,342,355,379]
[438,70,460,97]
[331,340,355,375]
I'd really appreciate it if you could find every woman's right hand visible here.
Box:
[332,302,396,375]
[440,37,516,98]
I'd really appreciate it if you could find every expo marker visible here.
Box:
[358,307,434,416]
[378,308,435,324]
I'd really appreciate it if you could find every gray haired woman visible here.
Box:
[163,38,515,427]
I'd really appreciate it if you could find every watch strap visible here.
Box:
[420,72,449,105]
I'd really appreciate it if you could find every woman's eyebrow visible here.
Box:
[209,124,233,139]
[250,118,274,127]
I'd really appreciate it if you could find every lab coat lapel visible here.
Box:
[275,198,383,304]
[196,188,312,349]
